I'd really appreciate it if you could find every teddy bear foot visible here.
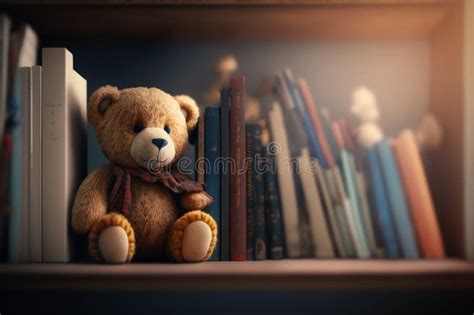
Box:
[89,213,136,263]
[168,210,217,262]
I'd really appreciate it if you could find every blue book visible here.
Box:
[219,87,230,261]
[376,139,419,258]
[340,149,371,258]
[367,146,400,258]
[282,69,327,168]
[204,107,221,261]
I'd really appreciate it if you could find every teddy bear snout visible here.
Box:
[152,138,168,150]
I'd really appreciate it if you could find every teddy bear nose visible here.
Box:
[152,138,168,150]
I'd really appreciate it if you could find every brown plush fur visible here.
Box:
[71,86,213,261]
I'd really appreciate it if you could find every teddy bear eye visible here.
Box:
[133,124,145,134]
[164,125,171,134]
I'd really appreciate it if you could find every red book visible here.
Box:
[297,79,336,168]
[229,75,247,261]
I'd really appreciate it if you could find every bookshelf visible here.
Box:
[1,0,473,292]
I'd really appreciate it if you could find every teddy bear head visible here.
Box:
[88,86,199,170]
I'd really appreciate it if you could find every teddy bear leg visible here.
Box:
[89,213,136,263]
[168,210,217,262]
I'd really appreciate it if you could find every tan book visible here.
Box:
[298,148,335,258]
[268,101,300,258]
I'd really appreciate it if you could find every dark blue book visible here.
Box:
[282,69,327,168]
[219,87,230,261]
[245,125,255,260]
[376,140,419,259]
[263,150,285,260]
[250,124,267,260]
[204,107,221,261]
[365,148,398,257]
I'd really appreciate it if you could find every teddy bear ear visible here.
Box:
[175,95,199,132]
[88,85,120,127]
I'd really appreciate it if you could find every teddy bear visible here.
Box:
[71,86,217,263]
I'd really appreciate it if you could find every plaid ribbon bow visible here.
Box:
[108,166,210,216]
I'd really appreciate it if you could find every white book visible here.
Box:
[268,101,300,258]
[0,14,10,141]
[42,48,87,262]
[298,148,335,258]
[30,65,42,262]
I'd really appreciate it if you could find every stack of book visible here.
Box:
[0,15,87,262]
[201,70,445,260]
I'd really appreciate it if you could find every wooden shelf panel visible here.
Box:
[1,259,474,291]
[0,2,457,40]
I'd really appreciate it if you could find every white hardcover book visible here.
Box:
[0,14,10,140]
[298,148,335,258]
[30,65,42,262]
[42,48,87,262]
[268,101,300,258]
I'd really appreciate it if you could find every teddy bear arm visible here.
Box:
[71,165,113,235]
[180,191,213,211]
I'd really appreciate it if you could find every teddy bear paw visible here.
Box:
[168,210,217,262]
[89,213,136,263]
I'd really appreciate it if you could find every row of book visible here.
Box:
[202,70,445,260]
[0,16,87,262]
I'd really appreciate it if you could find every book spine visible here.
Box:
[219,87,230,261]
[196,115,205,184]
[204,107,221,261]
[30,65,42,262]
[229,76,246,261]
[253,124,267,260]
[42,48,70,262]
[393,130,445,258]
[377,139,419,258]
[245,125,255,260]
[340,149,371,258]
[0,15,10,141]
[367,146,400,258]
[263,153,285,260]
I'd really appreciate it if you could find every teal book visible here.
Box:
[367,146,400,258]
[245,125,255,260]
[204,107,221,261]
[219,87,230,261]
[251,124,267,260]
[376,139,419,258]
[340,149,371,258]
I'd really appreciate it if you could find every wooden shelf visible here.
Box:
[1,259,474,291]
[0,1,460,40]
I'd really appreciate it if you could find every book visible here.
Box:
[30,65,42,262]
[196,115,205,184]
[297,78,336,167]
[299,147,335,258]
[219,87,230,261]
[393,130,445,258]
[268,101,301,258]
[367,146,400,258]
[340,149,371,258]
[252,124,267,261]
[0,14,10,141]
[245,125,255,260]
[204,106,221,261]
[263,147,285,260]
[376,139,419,258]
[8,67,31,263]
[229,75,246,261]
[42,48,87,262]
[282,69,327,167]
